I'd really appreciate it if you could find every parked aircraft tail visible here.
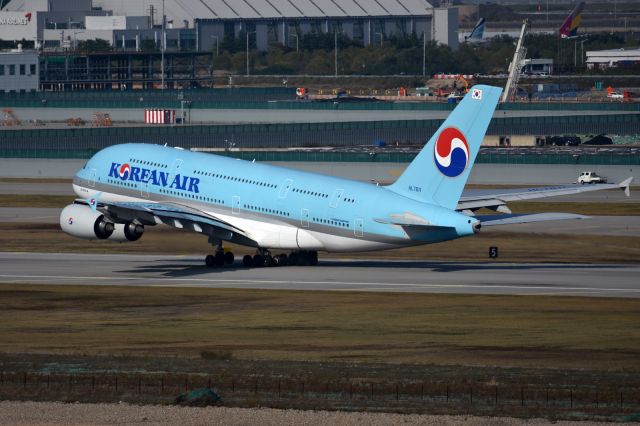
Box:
[559,1,585,39]
[466,17,485,41]
[387,85,502,210]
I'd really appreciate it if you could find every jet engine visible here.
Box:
[60,204,144,242]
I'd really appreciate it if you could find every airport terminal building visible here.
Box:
[0,0,458,52]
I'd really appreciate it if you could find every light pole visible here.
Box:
[72,30,84,50]
[422,31,426,77]
[334,30,338,76]
[290,33,299,52]
[161,0,165,90]
[333,28,346,77]
[375,31,383,47]
[210,35,219,56]
[246,30,256,76]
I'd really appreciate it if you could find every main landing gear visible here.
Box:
[241,250,318,268]
[204,239,318,268]
[204,239,235,268]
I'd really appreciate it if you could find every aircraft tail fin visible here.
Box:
[559,1,585,38]
[387,85,501,210]
[466,17,485,41]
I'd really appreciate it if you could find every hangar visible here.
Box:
[0,0,459,51]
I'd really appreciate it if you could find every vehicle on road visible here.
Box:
[608,92,624,99]
[578,171,607,184]
[60,85,633,268]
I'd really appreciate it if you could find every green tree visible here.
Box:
[76,38,112,52]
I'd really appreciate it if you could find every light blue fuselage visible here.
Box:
[73,143,476,252]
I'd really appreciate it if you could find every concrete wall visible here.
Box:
[0,52,39,93]
[434,8,458,49]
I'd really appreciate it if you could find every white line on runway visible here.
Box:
[0,274,638,294]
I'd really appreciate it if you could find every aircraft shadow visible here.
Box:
[116,257,628,278]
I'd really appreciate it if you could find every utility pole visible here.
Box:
[246,30,256,76]
[161,0,165,90]
[334,30,338,77]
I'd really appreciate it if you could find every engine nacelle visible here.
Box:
[60,204,144,242]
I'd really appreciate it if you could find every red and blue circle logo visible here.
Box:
[68,217,74,225]
[434,127,469,178]
[118,163,131,180]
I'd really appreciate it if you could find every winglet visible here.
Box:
[619,177,633,197]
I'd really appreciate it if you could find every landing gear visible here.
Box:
[216,249,319,268]
[204,238,235,268]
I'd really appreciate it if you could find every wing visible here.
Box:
[458,177,633,214]
[477,212,589,227]
[77,199,257,247]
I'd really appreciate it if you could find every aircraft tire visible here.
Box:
[242,255,253,267]
[263,254,273,267]
[278,254,288,266]
[288,252,298,266]
[215,252,225,266]
[308,251,318,266]
[205,254,216,267]
[224,252,235,265]
[253,254,264,267]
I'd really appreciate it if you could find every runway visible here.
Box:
[0,252,638,298]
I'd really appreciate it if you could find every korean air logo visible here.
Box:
[118,163,131,180]
[472,89,482,100]
[89,198,96,207]
[68,217,74,225]
[434,127,469,178]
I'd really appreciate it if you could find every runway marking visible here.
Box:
[0,274,639,294]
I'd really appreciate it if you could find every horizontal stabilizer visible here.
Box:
[374,213,454,230]
[477,212,590,227]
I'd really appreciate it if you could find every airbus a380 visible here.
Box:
[60,85,632,267]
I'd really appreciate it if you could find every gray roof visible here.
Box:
[95,0,434,22]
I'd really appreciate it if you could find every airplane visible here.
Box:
[464,17,486,43]
[60,85,633,267]
[559,1,585,39]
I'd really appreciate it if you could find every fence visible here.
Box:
[1,88,639,111]
[0,371,638,418]
[2,115,640,152]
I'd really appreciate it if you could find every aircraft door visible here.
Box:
[301,208,310,228]
[279,179,293,199]
[89,168,97,188]
[169,159,183,181]
[140,179,150,198]
[330,189,343,208]
[232,196,241,214]
[354,218,364,237]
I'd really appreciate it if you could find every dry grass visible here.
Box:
[0,195,70,208]
[0,284,639,370]
[0,285,640,371]
[0,178,72,184]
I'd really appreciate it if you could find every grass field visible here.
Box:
[1,284,639,371]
